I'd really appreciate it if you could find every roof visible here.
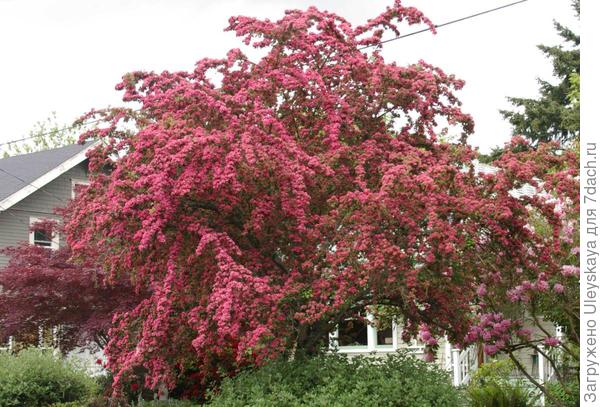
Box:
[0,141,98,211]
[473,160,536,198]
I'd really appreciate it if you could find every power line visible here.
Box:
[360,0,529,49]
[0,0,531,242]
[0,1,527,150]
[0,118,107,149]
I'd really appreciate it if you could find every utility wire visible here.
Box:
[0,1,528,150]
[360,0,529,49]
[0,118,107,149]
[0,0,531,251]
[0,0,532,246]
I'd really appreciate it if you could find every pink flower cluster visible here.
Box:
[465,314,519,355]
[419,325,439,346]
[543,337,561,347]
[561,265,580,276]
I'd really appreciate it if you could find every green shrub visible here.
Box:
[546,380,579,407]
[467,359,536,407]
[207,351,461,407]
[0,348,99,407]
[133,401,200,406]
[467,383,534,407]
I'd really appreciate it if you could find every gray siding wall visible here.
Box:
[0,162,88,268]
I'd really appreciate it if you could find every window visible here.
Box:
[29,217,59,250]
[376,323,394,347]
[71,179,90,199]
[330,312,398,353]
[337,318,368,347]
[531,353,539,378]
[33,229,52,247]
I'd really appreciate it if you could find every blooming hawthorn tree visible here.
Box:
[58,1,578,399]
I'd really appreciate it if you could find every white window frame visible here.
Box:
[29,216,59,250]
[71,178,90,199]
[329,312,399,353]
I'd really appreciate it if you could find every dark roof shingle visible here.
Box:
[0,142,94,204]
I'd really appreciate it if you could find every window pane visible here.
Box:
[338,319,368,347]
[33,229,52,247]
[377,325,393,346]
[531,354,539,377]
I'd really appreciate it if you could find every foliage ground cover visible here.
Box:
[466,359,536,407]
[0,348,98,407]
[206,352,461,407]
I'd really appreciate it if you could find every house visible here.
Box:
[328,309,560,392]
[0,141,104,370]
[327,311,473,385]
[0,141,96,268]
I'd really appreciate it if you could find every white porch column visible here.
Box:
[366,313,376,351]
[538,347,546,406]
[52,326,60,350]
[538,347,545,382]
[444,337,452,369]
[451,348,461,386]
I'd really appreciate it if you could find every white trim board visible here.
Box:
[0,141,100,212]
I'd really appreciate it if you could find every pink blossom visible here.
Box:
[516,328,532,340]
[543,337,560,347]
[419,325,433,342]
[507,286,525,302]
[423,351,435,362]
[536,280,549,291]
[483,344,498,356]
[561,265,580,276]
[523,224,534,234]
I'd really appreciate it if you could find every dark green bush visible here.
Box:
[467,383,534,407]
[207,351,461,407]
[134,401,200,406]
[0,348,98,407]
[466,359,536,407]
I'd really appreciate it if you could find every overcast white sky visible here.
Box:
[0,0,578,153]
